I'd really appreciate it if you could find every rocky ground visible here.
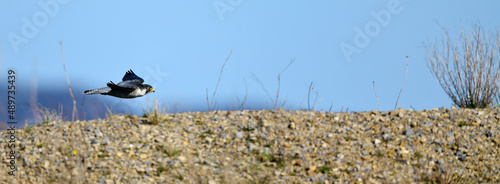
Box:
[1,108,499,183]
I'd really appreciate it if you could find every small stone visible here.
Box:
[102,137,110,145]
[459,155,466,162]
[382,134,392,141]
[309,166,316,172]
[307,177,315,182]
[237,146,245,151]
[485,130,493,138]
[446,133,455,140]
[403,129,413,136]
[145,168,153,175]
[208,180,217,184]
[397,111,405,117]
[293,160,301,166]
[435,147,442,153]
[365,166,371,172]
[428,115,438,120]
[136,166,146,173]
[261,119,272,127]
[471,119,480,126]
[422,121,433,126]
[319,176,325,181]
[178,156,187,163]
[337,154,344,159]
[328,176,336,181]
[94,129,103,137]
[236,132,244,139]
[449,115,457,121]
[43,160,49,168]
[436,159,444,165]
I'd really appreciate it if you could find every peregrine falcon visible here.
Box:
[83,70,155,98]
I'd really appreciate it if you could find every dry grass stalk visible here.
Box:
[373,81,381,111]
[273,58,295,110]
[251,72,274,104]
[307,82,314,110]
[238,78,248,110]
[31,104,64,123]
[298,81,313,110]
[207,49,233,111]
[60,42,78,120]
[394,56,409,110]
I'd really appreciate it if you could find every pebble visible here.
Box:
[94,129,103,137]
[422,121,433,126]
[435,147,442,153]
[235,132,244,139]
[403,129,413,136]
[436,159,444,165]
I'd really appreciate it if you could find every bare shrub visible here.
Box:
[425,24,500,108]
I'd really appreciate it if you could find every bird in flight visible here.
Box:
[83,70,155,98]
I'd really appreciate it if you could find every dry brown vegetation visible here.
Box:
[426,24,500,108]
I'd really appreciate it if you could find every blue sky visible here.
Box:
[1,1,500,123]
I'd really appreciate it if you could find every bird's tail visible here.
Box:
[83,87,111,95]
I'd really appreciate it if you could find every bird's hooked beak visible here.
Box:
[150,87,155,92]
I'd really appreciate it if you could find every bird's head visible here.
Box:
[144,85,155,93]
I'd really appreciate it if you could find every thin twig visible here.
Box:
[251,72,274,104]
[312,92,323,111]
[238,78,248,110]
[373,81,381,111]
[299,81,313,110]
[206,88,210,111]
[274,58,295,110]
[394,56,409,110]
[328,101,333,112]
[307,82,314,110]
[280,99,287,109]
[60,42,78,121]
[209,49,233,111]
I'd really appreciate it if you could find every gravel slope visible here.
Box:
[1,108,499,183]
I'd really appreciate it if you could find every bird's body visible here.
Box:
[83,70,155,98]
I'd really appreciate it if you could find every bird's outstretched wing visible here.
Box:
[117,69,144,88]
[107,81,137,91]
